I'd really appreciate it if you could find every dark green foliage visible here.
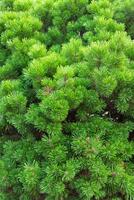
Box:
[114,0,134,39]
[0,0,134,199]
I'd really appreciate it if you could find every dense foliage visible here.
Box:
[0,0,134,199]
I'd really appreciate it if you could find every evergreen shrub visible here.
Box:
[0,0,134,199]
